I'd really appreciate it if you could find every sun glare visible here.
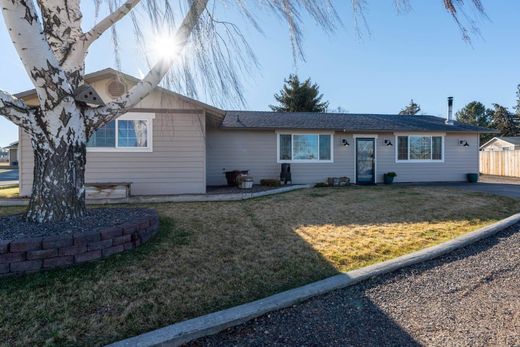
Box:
[150,34,180,60]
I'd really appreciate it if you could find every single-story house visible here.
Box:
[3,141,19,167]
[15,69,494,197]
[480,137,520,152]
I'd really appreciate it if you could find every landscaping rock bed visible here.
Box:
[0,208,159,277]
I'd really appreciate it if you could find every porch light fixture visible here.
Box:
[342,139,350,147]
[384,139,393,146]
[459,140,469,147]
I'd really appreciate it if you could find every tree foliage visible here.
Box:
[269,74,329,112]
[456,101,494,143]
[398,99,421,115]
[491,104,520,137]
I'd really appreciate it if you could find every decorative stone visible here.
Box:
[75,250,102,263]
[43,256,74,268]
[87,239,112,251]
[100,226,123,240]
[0,209,160,277]
[27,249,58,260]
[42,235,73,249]
[10,238,42,252]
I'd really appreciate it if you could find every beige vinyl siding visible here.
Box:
[207,130,479,185]
[377,133,479,183]
[206,129,355,185]
[20,112,206,196]
[18,74,210,197]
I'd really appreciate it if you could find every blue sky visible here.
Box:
[1,1,520,147]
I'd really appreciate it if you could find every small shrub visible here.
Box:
[260,179,281,187]
[314,182,329,188]
[384,172,397,177]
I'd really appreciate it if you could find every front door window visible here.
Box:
[356,138,375,184]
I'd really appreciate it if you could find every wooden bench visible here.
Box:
[86,182,132,200]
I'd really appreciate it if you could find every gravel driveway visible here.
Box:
[189,224,520,347]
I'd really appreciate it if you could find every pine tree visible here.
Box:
[398,99,421,115]
[269,74,329,112]
[491,104,519,136]
[456,101,494,143]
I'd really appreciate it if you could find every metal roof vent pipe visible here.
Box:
[445,96,454,125]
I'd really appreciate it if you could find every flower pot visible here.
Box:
[467,173,479,183]
[224,170,249,186]
[239,179,254,189]
[383,174,395,184]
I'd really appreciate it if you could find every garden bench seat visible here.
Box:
[85,182,132,200]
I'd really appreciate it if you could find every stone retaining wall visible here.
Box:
[0,211,159,277]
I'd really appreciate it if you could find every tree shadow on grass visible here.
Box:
[189,221,519,347]
[0,188,516,346]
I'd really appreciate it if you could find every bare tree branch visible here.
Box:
[82,0,142,51]
[0,90,39,134]
[85,0,209,131]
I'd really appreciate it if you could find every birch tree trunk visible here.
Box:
[0,0,208,223]
[27,136,87,223]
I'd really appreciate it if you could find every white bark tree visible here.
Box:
[0,0,484,224]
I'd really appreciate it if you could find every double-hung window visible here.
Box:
[87,113,154,152]
[396,135,443,162]
[278,133,333,163]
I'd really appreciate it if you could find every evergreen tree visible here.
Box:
[456,101,494,143]
[491,104,520,137]
[269,74,329,112]
[398,99,421,115]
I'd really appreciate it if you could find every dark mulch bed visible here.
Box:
[0,208,156,240]
[206,185,289,195]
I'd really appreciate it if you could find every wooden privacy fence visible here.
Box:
[480,150,520,177]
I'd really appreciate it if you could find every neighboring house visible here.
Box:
[15,68,494,197]
[479,136,520,177]
[3,141,19,167]
[480,137,520,152]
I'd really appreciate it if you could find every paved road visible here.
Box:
[189,224,520,347]
[0,169,19,186]
[396,176,520,199]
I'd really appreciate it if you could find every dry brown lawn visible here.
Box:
[0,185,518,346]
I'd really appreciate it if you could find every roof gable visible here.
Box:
[480,136,520,149]
[14,68,224,116]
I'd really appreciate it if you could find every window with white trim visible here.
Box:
[278,133,333,162]
[87,113,154,152]
[397,135,443,162]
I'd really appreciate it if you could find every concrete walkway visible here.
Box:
[0,184,311,207]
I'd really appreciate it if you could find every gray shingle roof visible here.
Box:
[221,111,497,133]
[496,136,520,145]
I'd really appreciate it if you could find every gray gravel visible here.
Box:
[0,208,155,240]
[189,224,520,347]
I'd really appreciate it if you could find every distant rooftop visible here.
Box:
[495,136,520,145]
[221,111,497,133]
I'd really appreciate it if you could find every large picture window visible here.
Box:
[278,133,333,162]
[87,113,154,152]
[396,135,443,162]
